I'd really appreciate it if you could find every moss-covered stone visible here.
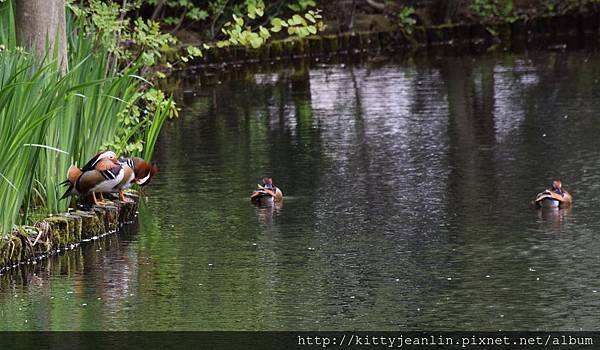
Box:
[292,39,306,57]
[307,36,323,55]
[495,22,512,44]
[580,13,599,35]
[0,238,9,268]
[340,34,351,51]
[73,210,103,239]
[426,26,446,44]
[269,40,284,58]
[358,32,373,49]
[59,214,82,242]
[116,200,138,224]
[14,226,50,259]
[282,40,294,58]
[323,35,339,53]
[46,216,71,248]
[1,191,141,271]
[245,47,260,62]
[94,204,119,233]
[0,235,24,267]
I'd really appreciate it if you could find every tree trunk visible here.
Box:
[16,0,68,72]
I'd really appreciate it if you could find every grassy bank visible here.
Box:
[0,1,169,242]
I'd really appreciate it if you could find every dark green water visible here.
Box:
[2,50,600,330]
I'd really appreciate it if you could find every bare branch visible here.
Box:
[365,0,386,11]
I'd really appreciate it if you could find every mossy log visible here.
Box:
[0,196,139,272]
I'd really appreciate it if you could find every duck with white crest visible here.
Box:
[60,151,124,206]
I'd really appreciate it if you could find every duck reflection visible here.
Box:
[538,206,572,229]
[255,201,283,226]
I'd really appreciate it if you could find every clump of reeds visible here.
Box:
[0,0,169,236]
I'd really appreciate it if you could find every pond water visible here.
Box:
[2,49,600,330]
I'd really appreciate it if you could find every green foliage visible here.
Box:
[287,0,316,12]
[144,0,210,27]
[0,45,139,233]
[103,88,179,156]
[470,0,519,23]
[142,93,174,161]
[67,0,179,68]
[66,0,325,71]
[216,2,323,48]
[542,0,600,15]
[186,7,210,21]
[141,0,324,45]
[397,6,417,34]
[64,1,180,159]
[0,0,15,49]
[0,0,175,236]
[131,18,178,66]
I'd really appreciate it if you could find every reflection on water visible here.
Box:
[2,50,600,330]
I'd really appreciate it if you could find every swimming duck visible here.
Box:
[116,157,158,201]
[250,177,283,206]
[60,151,124,206]
[534,180,573,208]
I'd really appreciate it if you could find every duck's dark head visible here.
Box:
[262,177,273,189]
[552,180,564,195]
[552,180,562,189]
[135,161,158,186]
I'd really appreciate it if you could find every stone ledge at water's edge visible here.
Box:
[0,193,139,273]
[193,12,600,68]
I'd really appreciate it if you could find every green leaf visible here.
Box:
[259,26,271,39]
[233,14,244,27]
[249,36,263,49]
[187,8,209,21]
[292,14,303,25]
[271,18,282,27]
[186,46,203,57]
[164,16,179,25]
[298,27,310,37]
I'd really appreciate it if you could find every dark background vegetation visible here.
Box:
[143,0,600,45]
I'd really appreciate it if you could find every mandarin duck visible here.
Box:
[116,156,158,201]
[250,177,283,206]
[60,151,124,206]
[534,180,573,208]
